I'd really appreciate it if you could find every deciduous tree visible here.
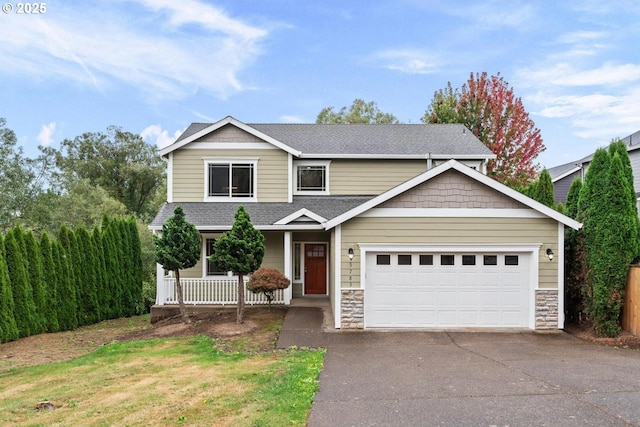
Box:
[45,126,165,218]
[423,72,545,187]
[211,206,265,324]
[153,206,201,323]
[316,99,399,124]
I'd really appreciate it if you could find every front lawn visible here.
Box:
[0,335,324,426]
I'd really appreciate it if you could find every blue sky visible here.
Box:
[1,0,639,168]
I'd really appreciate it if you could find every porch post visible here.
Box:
[155,263,165,305]
[283,231,292,305]
[334,224,342,328]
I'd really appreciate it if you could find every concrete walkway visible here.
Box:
[277,306,640,426]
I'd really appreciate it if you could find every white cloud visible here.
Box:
[519,62,640,88]
[368,49,439,75]
[279,115,306,123]
[141,125,183,148]
[37,122,56,146]
[0,1,270,99]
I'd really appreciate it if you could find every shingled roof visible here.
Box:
[167,117,494,158]
[149,196,375,230]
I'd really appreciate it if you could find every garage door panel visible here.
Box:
[365,251,530,328]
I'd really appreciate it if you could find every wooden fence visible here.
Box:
[623,266,640,336]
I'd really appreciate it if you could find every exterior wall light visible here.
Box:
[348,247,354,260]
[546,248,554,261]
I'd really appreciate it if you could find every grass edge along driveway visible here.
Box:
[0,335,325,427]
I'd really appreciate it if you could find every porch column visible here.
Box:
[155,263,165,305]
[283,231,292,305]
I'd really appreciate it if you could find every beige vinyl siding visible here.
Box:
[340,216,558,289]
[180,231,284,278]
[171,148,288,202]
[330,159,427,195]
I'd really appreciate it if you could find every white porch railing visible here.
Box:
[159,277,285,305]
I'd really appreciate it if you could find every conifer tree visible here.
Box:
[56,227,78,330]
[577,148,610,316]
[76,227,100,324]
[4,228,37,337]
[564,178,583,323]
[532,169,555,208]
[153,206,201,323]
[24,230,47,334]
[0,234,19,343]
[211,206,265,324]
[128,218,144,314]
[39,232,59,332]
[591,153,635,335]
[92,227,107,320]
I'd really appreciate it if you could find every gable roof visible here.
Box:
[324,159,582,230]
[160,116,495,159]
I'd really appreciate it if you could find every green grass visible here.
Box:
[0,336,324,426]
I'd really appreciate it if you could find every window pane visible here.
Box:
[398,254,412,265]
[232,164,253,197]
[462,255,476,265]
[441,255,455,265]
[297,166,325,191]
[376,254,391,265]
[505,255,519,266]
[294,243,301,281]
[419,254,433,265]
[483,255,498,266]
[206,238,225,275]
[209,164,229,196]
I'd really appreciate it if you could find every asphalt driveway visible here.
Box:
[278,308,640,426]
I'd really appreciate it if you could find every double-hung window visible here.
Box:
[294,161,330,195]
[205,160,257,201]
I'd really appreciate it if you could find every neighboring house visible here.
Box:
[150,116,580,331]
[549,129,640,205]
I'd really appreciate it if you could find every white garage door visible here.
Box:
[365,252,530,328]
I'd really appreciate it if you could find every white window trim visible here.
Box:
[203,158,258,202]
[293,160,331,195]
[202,235,231,277]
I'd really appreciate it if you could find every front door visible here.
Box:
[304,243,327,294]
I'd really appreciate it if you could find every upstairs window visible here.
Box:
[205,160,256,200]
[294,161,330,194]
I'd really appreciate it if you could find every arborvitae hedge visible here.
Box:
[4,228,37,338]
[0,233,19,343]
[0,217,144,343]
[24,230,47,335]
[39,232,60,333]
[55,229,78,331]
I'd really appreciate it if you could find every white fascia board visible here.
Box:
[551,166,582,183]
[361,208,547,219]
[298,154,430,159]
[323,159,582,231]
[357,243,543,253]
[159,116,301,157]
[430,154,497,160]
[274,208,327,225]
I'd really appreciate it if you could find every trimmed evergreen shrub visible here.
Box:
[212,206,265,324]
[0,233,19,343]
[24,230,47,334]
[56,228,78,331]
[39,232,59,333]
[4,228,37,338]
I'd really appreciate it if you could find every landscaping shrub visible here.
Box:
[248,267,291,308]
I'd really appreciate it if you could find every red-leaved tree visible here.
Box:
[424,72,545,187]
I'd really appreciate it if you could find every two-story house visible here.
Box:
[150,116,580,331]
[549,130,640,208]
